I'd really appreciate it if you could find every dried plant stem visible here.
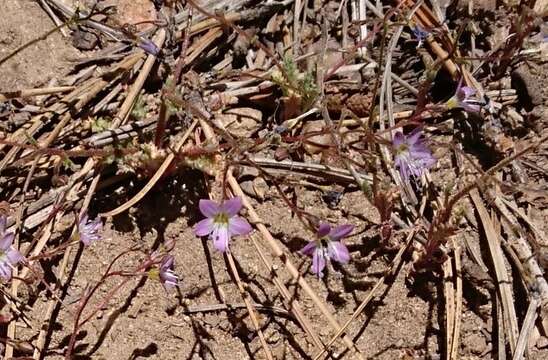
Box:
[225,251,274,360]
[470,189,519,354]
[512,295,540,360]
[112,29,166,127]
[0,86,74,101]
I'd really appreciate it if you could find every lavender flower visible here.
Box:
[0,216,23,281]
[411,24,429,48]
[159,255,178,291]
[78,213,102,246]
[138,38,160,56]
[446,80,481,113]
[300,223,353,277]
[393,128,436,182]
[195,197,252,252]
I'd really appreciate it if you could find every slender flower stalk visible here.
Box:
[446,80,481,113]
[392,128,436,183]
[159,255,178,291]
[77,213,103,246]
[0,216,23,281]
[300,223,353,277]
[195,197,252,252]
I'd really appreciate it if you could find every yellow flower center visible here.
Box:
[214,212,229,225]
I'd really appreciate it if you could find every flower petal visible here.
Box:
[312,249,326,277]
[300,241,317,255]
[406,128,423,145]
[328,241,350,264]
[229,216,252,236]
[6,248,23,265]
[460,86,476,98]
[220,197,243,217]
[463,102,480,113]
[199,199,220,218]
[0,232,14,251]
[212,225,230,252]
[317,223,331,238]
[392,132,405,147]
[0,263,11,281]
[329,224,354,241]
[0,216,6,234]
[195,218,214,237]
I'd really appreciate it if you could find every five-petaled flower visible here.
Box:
[393,128,436,183]
[159,255,178,291]
[0,216,23,281]
[195,197,252,253]
[446,80,481,113]
[78,213,103,246]
[300,223,353,277]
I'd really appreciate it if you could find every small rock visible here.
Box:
[302,120,333,155]
[72,29,98,51]
[511,64,543,110]
[217,107,262,138]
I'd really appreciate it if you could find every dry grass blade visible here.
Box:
[471,189,519,355]
[0,86,74,101]
[512,295,541,360]
[450,241,463,360]
[443,253,456,359]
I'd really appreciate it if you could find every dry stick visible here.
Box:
[512,294,541,360]
[112,29,166,128]
[249,234,325,350]
[249,157,372,184]
[312,230,414,360]
[0,86,75,101]
[470,189,519,355]
[450,241,463,360]
[225,251,274,360]
[197,114,364,357]
[443,253,456,360]
[0,55,142,173]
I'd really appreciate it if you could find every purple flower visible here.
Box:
[138,38,160,56]
[411,24,429,48]
[300,223,353,277]
[446,80,481,113]
[195,197,252,253]
[159,255,178,291]
[78,213,102,246]
[0,216,23,281]
[393,128,436,182]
